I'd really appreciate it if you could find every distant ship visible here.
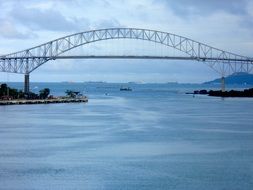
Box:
[120,86,132,91]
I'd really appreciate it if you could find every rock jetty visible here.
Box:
[0,97,88,106]
[187,88,253,97]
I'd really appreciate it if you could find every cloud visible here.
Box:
[92,18,123,29]
[155,0,253,33]
[9,5,90,32]
[3,1,122,34]
[158,0,249,17]
[0,19,36,39]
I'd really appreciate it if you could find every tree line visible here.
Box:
[0,83,50,100]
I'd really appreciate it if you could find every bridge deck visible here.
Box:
[1,55,252,62]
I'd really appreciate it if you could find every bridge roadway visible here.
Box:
[5,55,252,62]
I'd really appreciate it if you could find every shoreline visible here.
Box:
[187,88,253,98]
[0,97,88,106]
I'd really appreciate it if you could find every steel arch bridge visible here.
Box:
[0,28,253,93]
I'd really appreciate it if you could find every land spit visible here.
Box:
[186,88,253,97]
[0,97,88,106]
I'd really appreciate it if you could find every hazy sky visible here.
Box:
[0,0,253,83]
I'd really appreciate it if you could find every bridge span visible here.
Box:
[0,28,253,93]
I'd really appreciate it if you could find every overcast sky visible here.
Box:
[0,0,253,83]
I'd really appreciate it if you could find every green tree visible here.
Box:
[39,88,50,99]
[0,83,8,96]
[65,90,80,98]
[9,88,18,99]
[18,90,25,99]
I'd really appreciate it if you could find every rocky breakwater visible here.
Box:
[187,88,253,97]
[0,97,88,106]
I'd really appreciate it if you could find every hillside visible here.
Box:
[204,72,253,85]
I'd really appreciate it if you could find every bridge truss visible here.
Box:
[0,28,252,92]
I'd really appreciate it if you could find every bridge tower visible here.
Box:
[24,74,29,94]
[221,76,225,92]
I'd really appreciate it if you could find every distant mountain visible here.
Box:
[204,72,253,85]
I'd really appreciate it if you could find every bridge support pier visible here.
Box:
[221,76,225,92]
[24,74,30,94]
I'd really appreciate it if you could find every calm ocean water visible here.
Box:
[0,82,253,190]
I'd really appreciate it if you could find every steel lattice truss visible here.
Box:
[0,28,252,75]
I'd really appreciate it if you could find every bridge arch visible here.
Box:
[1,28,252,75]
[0,28,253,93]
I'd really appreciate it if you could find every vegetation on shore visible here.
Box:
[0,84,25,99]
[0,84,88,105]
[0,83,86,101]
[0,83,51,100]
[65,90,82,98]
[192,88,253,97]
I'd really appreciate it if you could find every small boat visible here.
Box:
[120,87,132,91]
